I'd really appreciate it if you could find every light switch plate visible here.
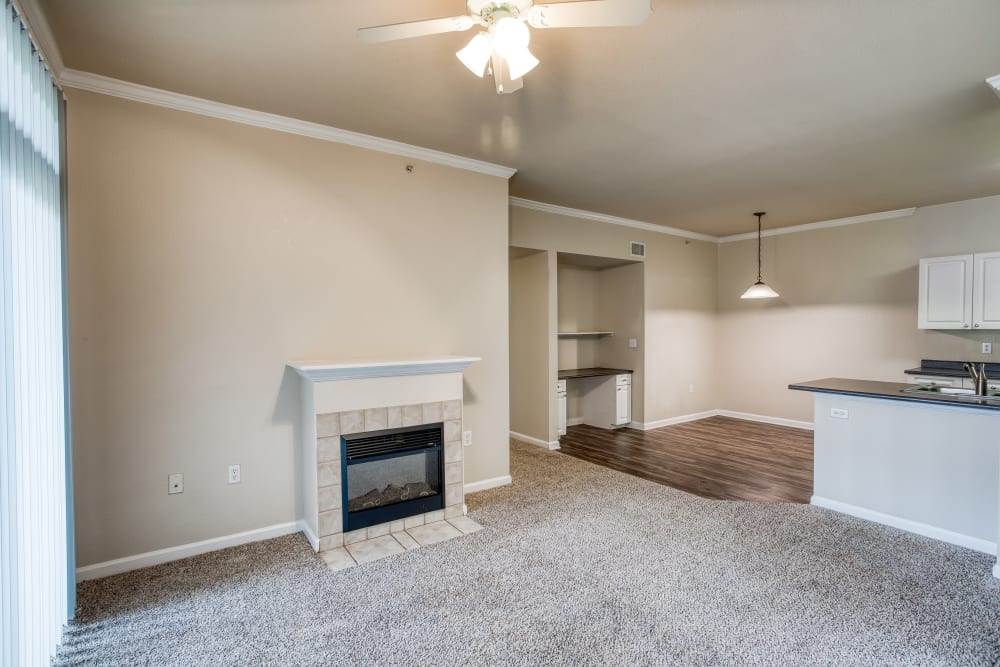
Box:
[168,473,184,494]
[830,408,849,420]
[628,338,638,349]
[462,430,473,447]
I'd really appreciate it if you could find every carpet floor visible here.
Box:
[57,440,1000,666]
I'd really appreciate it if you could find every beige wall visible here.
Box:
[510,206,719,425]
[717,195,1000,422]
[509,250,551,442]
[596,262,645,420]
[67,90,510,566]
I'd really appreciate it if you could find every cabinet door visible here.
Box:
[918,255,973,329]
[615,384,631,426]
[557,393,567,436]
[973,252,1000,330]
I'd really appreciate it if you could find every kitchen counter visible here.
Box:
[791,376,1000,579]
[904,359,1000,378]
[789,377,1000,411]
[558,367,632,380]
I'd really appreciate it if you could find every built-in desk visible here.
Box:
[558,368,632,434]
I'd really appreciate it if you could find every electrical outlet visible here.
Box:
[462,430,473,447]
[228,464,241,485]
[830,408,849,420]
[628,338,638,349]
[168,473,184,495]
[983,342,993,354]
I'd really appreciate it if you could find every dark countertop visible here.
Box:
[789,378,1000,412]
[558,367,633,380]
[904,359,1000,378]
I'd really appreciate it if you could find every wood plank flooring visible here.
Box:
[557,416,814,503]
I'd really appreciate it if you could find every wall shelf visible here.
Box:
[557,331,614,338]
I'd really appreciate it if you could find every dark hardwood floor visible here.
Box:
[557,416,814,503]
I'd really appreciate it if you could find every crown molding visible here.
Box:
[11,0,64,82]
[508,197,718,242]
[988,74,1000,100]
[59,69,517,180]
[716,207,917,243]
[509,197,917,244]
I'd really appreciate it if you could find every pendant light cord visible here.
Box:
[755,212,764,282]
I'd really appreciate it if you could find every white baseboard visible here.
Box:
[76,520,306,581]
[464,475,513,494]
[300,521,319,551]
[716,410,814,431]
[509,430,559,450]
[811,496,996,556]
[631,410,718,431]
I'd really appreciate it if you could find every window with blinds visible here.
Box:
[0,1,72,665]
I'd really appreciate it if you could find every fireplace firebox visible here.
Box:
[341,423,445,531]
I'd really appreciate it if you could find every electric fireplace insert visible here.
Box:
[341,422,444,531]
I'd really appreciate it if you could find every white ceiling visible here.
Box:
[39,0,1000,236]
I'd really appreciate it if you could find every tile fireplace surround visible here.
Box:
[289,357,480,567]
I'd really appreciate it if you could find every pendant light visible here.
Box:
[740,212,780,299]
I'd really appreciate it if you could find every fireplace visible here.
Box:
[342,423,444,531]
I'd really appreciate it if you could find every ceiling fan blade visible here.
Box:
[357,15,476,43]
[526,0,651,29]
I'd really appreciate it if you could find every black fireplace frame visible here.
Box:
[341,422,445,532]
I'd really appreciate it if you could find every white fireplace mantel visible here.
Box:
[289,356,481,382]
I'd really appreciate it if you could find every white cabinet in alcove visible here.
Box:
[918,252,1000,330]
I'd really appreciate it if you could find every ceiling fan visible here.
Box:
[357,0,652,94]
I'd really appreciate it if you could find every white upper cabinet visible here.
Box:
[918,255,973,329]
[972,252,1000,329]
[918,252,1000,329]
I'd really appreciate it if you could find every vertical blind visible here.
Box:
[0,1,70,665]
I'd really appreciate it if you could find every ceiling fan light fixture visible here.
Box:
[503,46,539,80]
[491,16,530,57]
[456,32,492,77]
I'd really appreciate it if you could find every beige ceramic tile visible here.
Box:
[424,509,445,524]
[444,505,464,519]
[403,514,425,529]
[445,482,463,507]
[445,461,463,485]
[317,462,341,487]
[392,531,421,550]
[320,547,356,572]
[347,535,405,564]
[445,441,462,463]
[340,410,364,434]
[389,520,406,533]
[387,406,403,429]
[364,407,387,432]
[367,522,390,538]
[317,436,340,463]
[447,515,484,535]
[318,485,342,512]
[402,405,422,427]
[343,529,367,545]
[442,399,462,421]
[407,520,462,547]
[421,402,443,424]
[444,419,462,443]
[319,534,344,551]
[318,510,342,537]
[316,413,341,439]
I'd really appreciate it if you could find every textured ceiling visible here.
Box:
[40,0,1000,236]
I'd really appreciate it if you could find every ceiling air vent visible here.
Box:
[630,241,646,258]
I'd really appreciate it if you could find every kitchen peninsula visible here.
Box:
[791,378,1000,578]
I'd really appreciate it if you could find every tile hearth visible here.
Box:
[321,517,483,571]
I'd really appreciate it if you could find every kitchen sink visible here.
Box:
[902,384,1000,401]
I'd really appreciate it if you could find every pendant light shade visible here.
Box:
[740,212,780,299]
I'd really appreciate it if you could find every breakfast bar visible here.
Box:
[790,378,1000,578]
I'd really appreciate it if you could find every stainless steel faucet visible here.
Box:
[965,362,989,396]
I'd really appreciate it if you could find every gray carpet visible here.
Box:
[57,440,1000,666]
